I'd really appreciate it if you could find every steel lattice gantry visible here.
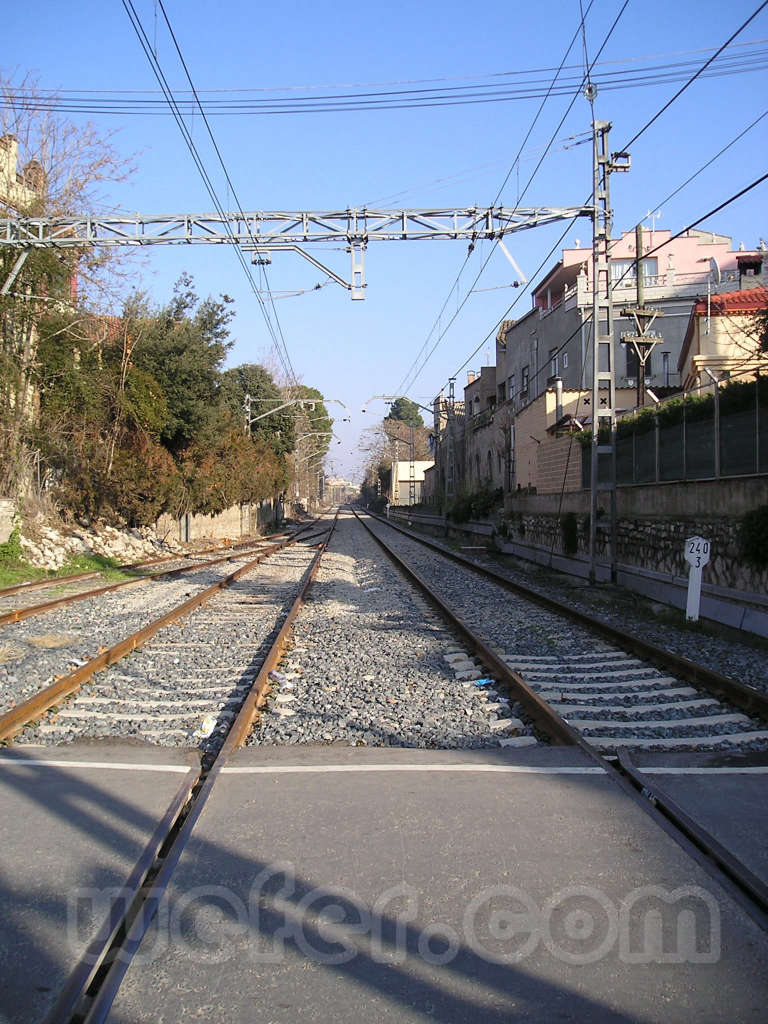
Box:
[0,205,591,299]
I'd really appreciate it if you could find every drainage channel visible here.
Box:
[42,512,338,1024]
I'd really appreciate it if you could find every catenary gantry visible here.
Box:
[0,204,592,299]
[0,205,590,248]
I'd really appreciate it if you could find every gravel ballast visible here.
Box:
[250,513,536,749]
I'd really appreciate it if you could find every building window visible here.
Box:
[549,348,558,377]
[662,351,670,387]
[562,352,569,369]
[611,257,659,285]
[498,383,506,405]
[521,365,529,395]
[507,374,516,402]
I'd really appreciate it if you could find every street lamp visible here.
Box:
[244,395,349,433]
[361,395,434,417]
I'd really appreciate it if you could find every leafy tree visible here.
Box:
[180,418,288,516]
[220,363,296,456]
[385,397,425,427]
[132,275,233,454]
[33,309,179,524]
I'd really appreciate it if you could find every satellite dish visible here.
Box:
[709,258,721,286]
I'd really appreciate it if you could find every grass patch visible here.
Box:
[0,541,133,589]
[55,552,129,581]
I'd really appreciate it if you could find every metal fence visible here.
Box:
[583,377,768,486]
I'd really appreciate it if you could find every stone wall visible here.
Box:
[155,499,277,543]
[0,499,16,544]
[500,509,768,595]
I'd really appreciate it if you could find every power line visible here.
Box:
[155,0,296,385]
[12,38,768,95]
[121,0,296,384]
[502,168,768,401]
[631,107,768,222]
[439,3,768,399]
[5,46,766,116]
[398,0,631,398]
[621,0,768,151]
[393,0,601,398]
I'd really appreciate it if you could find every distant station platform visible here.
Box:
[0,743,198,1024]
[102,745,768,1023]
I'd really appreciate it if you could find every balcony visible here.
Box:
[471,407,495,432]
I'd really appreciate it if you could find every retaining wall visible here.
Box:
[388,503,768,639]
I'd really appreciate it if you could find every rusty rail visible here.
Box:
[0,526,319,742]
[372,513,768,722]
[41,511,339,1024]
[0,524,315,627]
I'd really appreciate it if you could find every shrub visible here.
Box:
[738,505,768,569]
[561,512,578,555]
[0,527,24,567]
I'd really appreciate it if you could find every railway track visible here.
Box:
[5,507,767,1022]
[0,520,328,742]
[356,511,768,756]
[0,529,298,624]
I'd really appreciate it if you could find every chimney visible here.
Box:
[549,375,563,422]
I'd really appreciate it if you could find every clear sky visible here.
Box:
[3,0,767,478]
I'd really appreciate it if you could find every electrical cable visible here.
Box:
[121,0,296,384]
[12,38,768,96]
[154,0,297,385]
[6,46,767,115]
[441,2,768,400]
[399,0,630,398]
[393,0,602,399]
[454,168,768,407]
[628,107,768,231]
[620,0,768,151]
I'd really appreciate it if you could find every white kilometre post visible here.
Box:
[684,535,711,622]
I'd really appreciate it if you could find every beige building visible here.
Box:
[0,134,44,213]
[678,285,768,391]
[389,460,434,505]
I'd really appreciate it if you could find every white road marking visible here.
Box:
[0,758,192,772]
[219,764,607,775]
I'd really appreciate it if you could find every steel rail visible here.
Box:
[356,510,768,934]
[42,512,339,1024]
[0,524,313,627]
[37,765,199,1024]
[0,524,304,600]
[373,513,768,721]
[353,510,581,747]
[618,750,768,918]
[0,524,320,742]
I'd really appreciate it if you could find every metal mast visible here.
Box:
[589,121,630,582]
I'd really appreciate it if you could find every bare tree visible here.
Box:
[0,73,134,497]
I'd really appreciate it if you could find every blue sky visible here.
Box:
[4,0,767,477]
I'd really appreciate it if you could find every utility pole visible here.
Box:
[409,420,416,506]
[589,121,630,584]
[620,223,663,409]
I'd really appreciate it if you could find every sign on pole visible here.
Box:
[684,536,710,622]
